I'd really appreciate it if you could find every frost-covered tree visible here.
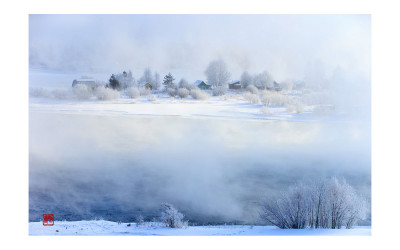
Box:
[118,70,135,89]
[163,72,175,88]
[160,202,187,228]
[204,59,231,88]
[260,177,367,229]
[240,71,253,89]
[253,71,273,90]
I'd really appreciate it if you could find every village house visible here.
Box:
[228,80,241,89]
[139,81,153,90]
[193,80,211,90]
[72,79,97,89]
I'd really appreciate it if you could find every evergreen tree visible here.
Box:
[163,72,175,88]
[109,74,121,90]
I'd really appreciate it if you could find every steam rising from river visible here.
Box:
[29,113,370,224]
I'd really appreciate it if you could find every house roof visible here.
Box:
[138,81,150,87]
[228,80,240,85]
[193,80,206,86]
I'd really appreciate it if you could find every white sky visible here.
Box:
[29,14,370,82]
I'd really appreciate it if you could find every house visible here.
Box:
[139,81,153,90]
[72,79,97,89]
[193,80,211,90]
[228,80,241,89]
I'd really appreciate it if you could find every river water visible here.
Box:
[29,112,371,225]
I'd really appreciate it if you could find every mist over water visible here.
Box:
[29,112,370,224]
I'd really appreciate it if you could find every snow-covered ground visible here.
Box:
[29,96,319,122]
[29,220,371,236]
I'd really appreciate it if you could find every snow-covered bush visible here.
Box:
[95,86,120,100]
[212,85,227,96]
[260,90,291,106]
[125,87,140,99]
[190,89,210,100]
[243,92,260,104]
[72,84,93,100]
[139,87,151,96]
[177,88,189,98]
[246,84,258,94]
[160,202,187,228]
[167,87,177,97]
[259,177,367,229]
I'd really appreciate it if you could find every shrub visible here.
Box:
[246,84,259,94]
[260,90,291,106]
[190,89,210,100]
[125,87,140,99]
[177,88,189,98]
[212,85,227,96]
[160,202,187,228]
[167,87,177,97]
[243,92,260,104]
[95,86,120,100]
[73,84,93,100]
[259,177,367,229]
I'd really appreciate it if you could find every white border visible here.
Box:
[1,0,399,249]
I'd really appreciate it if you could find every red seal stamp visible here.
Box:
[43,214,54,226]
